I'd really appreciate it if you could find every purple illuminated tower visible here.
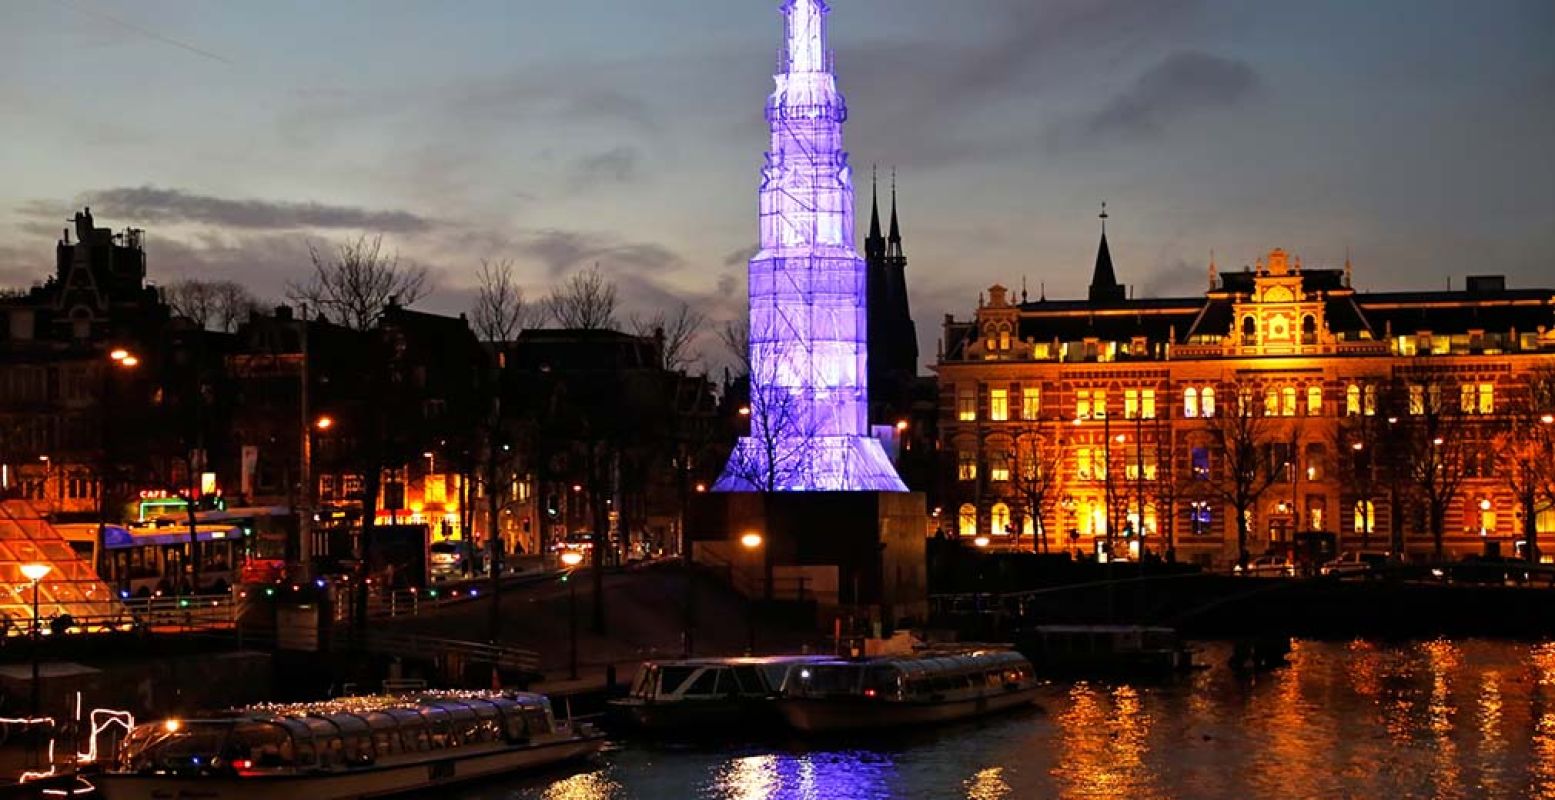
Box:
[715,0,907,492]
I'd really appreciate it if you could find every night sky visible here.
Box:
[3,0,1552,368]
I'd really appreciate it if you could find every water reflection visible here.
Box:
[471,641,1555,800]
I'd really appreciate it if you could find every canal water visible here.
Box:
[458,640,1555,799]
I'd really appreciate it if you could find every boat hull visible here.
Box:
[776,686,1040,733]
[95,735,603,800]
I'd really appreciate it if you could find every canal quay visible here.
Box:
[462,639,1555,800]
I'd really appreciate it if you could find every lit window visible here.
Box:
[990,453,1010,482]
[1184,387,1200,419]
[1094,390,1107,419]
[998,329,1011,351]
[1354,501,1376,535]
[1478,383,1494,415]
[1125,389,1139,420]
[1021,387,1041,420]
[1191,447,1210,480]
[958,504,977,537]
[989,389,1009,421]
[1346,384,1361,416]
[1363,385,1377,416]
[1077,448,1094,481]
[1076,389,1092,420]
[1142,389,1156,420]
[1190,502,1213,535]
[1409,384,1425,415]
[1306,385,1322,416]
[1281,386,1297,417]
[991,503,1012,535]
[957,389,976,421]
[1478,499,1496,534]
[1460,384,1477,414]
[1202,387,1216,418]
[958,451,977,481]
[1264,388,1279,417]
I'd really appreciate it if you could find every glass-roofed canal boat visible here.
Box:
[95,691,604,800]
[775,649,1041,733]
[608,655,834,733]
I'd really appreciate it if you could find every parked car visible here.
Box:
[1320,552,1386,577]
[1236,554,1294,577]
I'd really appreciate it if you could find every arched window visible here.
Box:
[991,503,1012,536]
[1022,514,1036,536]
[1301,315,1317,344]
[998,324,1012,352]
[1184,387,1199,418]
[1202,387,1217,418]
[958,504,977,538]
[1307,385,1323,416]
[1241,316,1257,345]
[1353,501,1375,535]
[1281,386,1297,417]
[1346,384,1361,416]
[1264,388,1279,417]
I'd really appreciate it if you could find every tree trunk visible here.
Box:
[589,445,608,635]
[486,454,503,643]
[1526,495,1540,564]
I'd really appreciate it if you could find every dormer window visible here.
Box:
[1241,317,1257,346]
[1301,315,1317,345]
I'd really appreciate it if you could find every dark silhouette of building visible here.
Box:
[865,172,919,428]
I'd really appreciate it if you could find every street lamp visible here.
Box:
[740,533,763,653]
[560,550,583,679]
[314,415,334,430]
[21,561,51,760]
[973,535,991,548]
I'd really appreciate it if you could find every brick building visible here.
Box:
[937,227,1555,568]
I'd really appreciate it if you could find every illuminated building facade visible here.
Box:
[938,225,1555,567]
[715,0,906,492]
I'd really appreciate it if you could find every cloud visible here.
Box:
[721,245,759,267]
[518,229,682,278]
[76,186,435,233]
[1071,52,1260,143]
[1139,258,1208,298]
[570,146,641,189]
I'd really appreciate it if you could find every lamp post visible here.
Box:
[21,561,52,764]
[98,349,138,582]
[560,550,583,679]
[740,532,763,654]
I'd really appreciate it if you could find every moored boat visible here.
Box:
[608,655,832,733]
[95,691,603,800]
[775,649,1040,733]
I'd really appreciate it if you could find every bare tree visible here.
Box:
[287,235,431,330]
[545,265,618,330]
[719,318,750,375]
[631,303,708,373]
[165,279,263,332]
[719,376,818,492]
[471,259,538,345]
[1396,377,1474,559]
[1497,369,1555,562]
[1193,382,1297,568]
[1006,419,1069,553]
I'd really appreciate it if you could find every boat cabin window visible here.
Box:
[522,705,552,736]
[657,666,698,695]
[731,666,764,693]
[683,668,722,696]
[633,666,660,698]
[118,721,234,772]
[224,722,291,767]
[799,665,861,695]
[862,666,902,698]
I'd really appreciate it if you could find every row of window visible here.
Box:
[952,382,1501,422]
[955,498,1535,538]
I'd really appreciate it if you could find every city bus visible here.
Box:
[56,520,245,597]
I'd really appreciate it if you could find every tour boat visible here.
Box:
[95,691,604,800]
[774,649,1040,733]
[609,655,833,733]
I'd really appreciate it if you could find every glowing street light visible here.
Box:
[973,535,991,548]
[1542,414,1555,425]
[22,562,51,740]
[559,550,583,679]
[740,532,764,550]
[118,355,139,367]
[895,420,909,432]
[109,348,129,362]
[738,406,752,417]
[314,415,334,430]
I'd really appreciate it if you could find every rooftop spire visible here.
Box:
[1088,202,1124,303]
[868,165,882,242]
[1209,249,1218,290]
[886,169,903,258]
